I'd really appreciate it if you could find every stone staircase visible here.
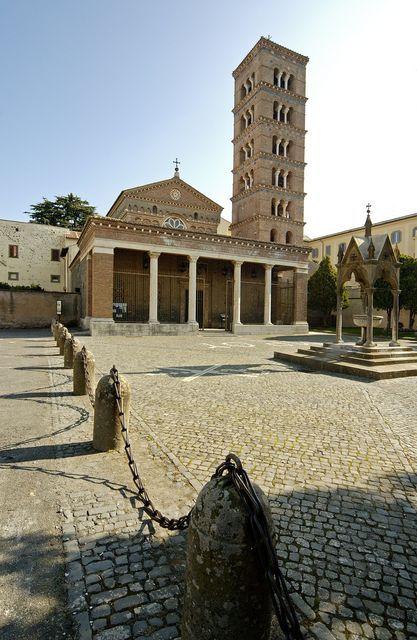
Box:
[274,341,417,379]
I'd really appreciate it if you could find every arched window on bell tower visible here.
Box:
[270,229,278,242]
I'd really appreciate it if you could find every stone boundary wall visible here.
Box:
[0,290,79,328]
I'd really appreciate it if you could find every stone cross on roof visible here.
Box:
[365,203,372,237]
[173,158,180,177]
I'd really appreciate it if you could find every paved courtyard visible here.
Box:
[1,329,417,639]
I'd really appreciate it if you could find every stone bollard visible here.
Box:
[56,324,66,348]
[181,474,273,640]
[59,328,69,355]
[93,374,131,452]
[64,336,81,368]
[73,347,95,396]
[54,322,63,343]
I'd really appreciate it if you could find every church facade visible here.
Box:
[70,38,310,336]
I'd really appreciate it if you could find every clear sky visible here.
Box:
[1,0,416,238]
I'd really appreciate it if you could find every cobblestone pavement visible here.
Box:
[2,330,416,639]
[77,331,417,640]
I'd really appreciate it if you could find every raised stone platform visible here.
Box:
[274,340,417,379]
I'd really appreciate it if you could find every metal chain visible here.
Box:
[81,345,95,407]
[214,454,304,640]
[109,365,302,635]
[110,366,191,530]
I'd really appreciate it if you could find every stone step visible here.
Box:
[274,349,417,380]
[297,348,334,358]
[341,354,417,366]
[354,345,413,353]
[322,342,414,353]
[342,349,416,360]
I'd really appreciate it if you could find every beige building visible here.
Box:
[0,218,79,291]
[69,38,310,337]
[306,212,417,265]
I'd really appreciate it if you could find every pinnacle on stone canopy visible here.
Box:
[365,203,372,237]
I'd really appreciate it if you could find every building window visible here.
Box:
[51,249,60,261]
[9,244,18,258]
[8,272,19,281]
[391,230,402,243]
[270,229,278,242]
[311,248,319,259]
[325,245,331,256]
[152,205,158,214]
[51,275,61,283]
[193,212,198,220]
[163,217,186,230]
[338,242,346,253]
[413,227,417,237]
[285,231,293,245]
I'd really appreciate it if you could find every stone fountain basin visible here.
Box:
[353,314,383,328]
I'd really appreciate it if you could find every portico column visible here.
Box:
[233,261,243,328]
[263,265,273,325]
[390,289,400,346]
[335,287,343,344]
[188,256,198,326]
[364,287,375,347]
[148,251,160,324]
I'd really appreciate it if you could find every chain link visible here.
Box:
[213,454,304,640]
[110,365,191,530]
[81,345,95,407]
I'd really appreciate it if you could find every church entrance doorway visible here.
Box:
[185,289,205,328]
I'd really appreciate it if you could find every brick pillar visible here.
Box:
[91,248,114,319]
[86,254,92,317]
[293,268,308,325]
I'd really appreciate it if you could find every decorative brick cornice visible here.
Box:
[230,214,305,229]
[233,81,306,115]
[232,116,306,145]
[233,37,309,78]
[231,184,306,203]
[119,192,220,215]
[232,152,306,174]
[76,217,309,256]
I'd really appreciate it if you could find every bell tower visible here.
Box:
[230,37,308,245]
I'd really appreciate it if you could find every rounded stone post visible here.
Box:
[58,328,69,355]
[182,474,272,640]
[73,348,95,396]
[54,323,63,344]
[64,337,81,369]
[93,374,131,452]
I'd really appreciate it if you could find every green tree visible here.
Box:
[308,257,348,326]
[374,254,417,331]
[399,254,417,329]
[373,278,393,332]
[27,193,95,229]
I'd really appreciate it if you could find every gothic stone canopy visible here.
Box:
[106,174,223,235]
[339,231,401,290]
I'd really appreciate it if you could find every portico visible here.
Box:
[71,217,309,336]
